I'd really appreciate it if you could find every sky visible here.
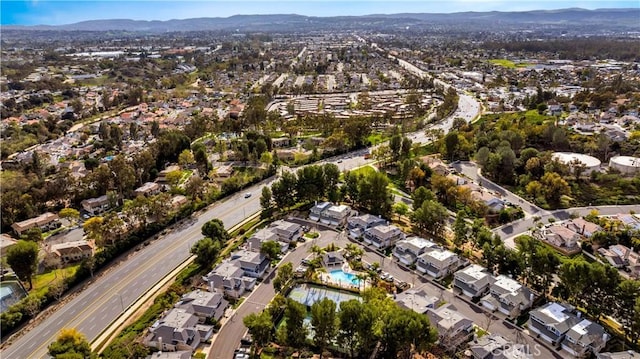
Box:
[1,0,638,26]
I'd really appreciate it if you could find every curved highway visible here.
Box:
[1,190,263,359]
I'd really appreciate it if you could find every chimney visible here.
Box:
[157,337,163,351]
[582,224,586,235]
[625,246,631,261]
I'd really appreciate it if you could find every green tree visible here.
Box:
[58,208,80,224]
[540,172,570,207]
[243,311,273,355]
[273,262,294,292]
[615,280,640,344]
[48,328,95,359]
[260,240,281,261]
[393,202,409,220]
[453,210,469,246]
[338,299,365,358]
[381,306,437,359]
[23,227,43,242]
[411,186,435,211]
[178,149,195,167]
[6,240,40,289]
[190,237,221,269]
[271,171,297,209]
[260,186,273,212]
[411,200,448,237]
[201,218,231,242]
[311,298,337,358]
[357,171,393,217]
[284,298,307,348]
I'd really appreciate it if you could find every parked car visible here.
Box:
[244,192,252,198]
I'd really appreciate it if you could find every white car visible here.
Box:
[244,192,252,198]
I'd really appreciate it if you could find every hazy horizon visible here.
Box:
[2,0,639,26]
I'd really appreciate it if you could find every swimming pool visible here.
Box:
[329,269,361,285]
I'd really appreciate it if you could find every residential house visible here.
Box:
[417,248,464,279]
[598,351,640,359]
[170,195,189,209]
[454,265,495,299]
[230,249,270,278]
[81,195,110,215]
[269,220,302,243]
[134,182,161,197]
[321,204,351,226]
[323,251,345,267]
[175,289,229,323]
[481,275,534,318]
[616,214,640,230]
[145,307,213,352]
[271,137,291,148]
[564,218,602,238]
[247,227,288,253]
[536,226,581,251]
[363,224,405,249]
[347,214,386,239]
[528,302,580,346]
[598,244,634,268]
[394,288,439,314]
[426,304,475,350]
[11,212,61,236]
[420,155,450,176]
[212,165,234,182]
[471,191,505,213]
[392,237,437,266]
[468,334,533,359]
[0,234,17,256]
[202,261,256,299]
[45,240,95,267]
[156,165,181,187]
[309,202,331,222]
[561,319,609,357]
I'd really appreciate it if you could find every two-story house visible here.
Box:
[562,319,609,357]
[480,275,534,318]
[309,202,331,222]
[454,265,495,299]
[347,214,386,239]
[321,204,351,226]
[537,226,581,250]
[417,247,464,279]
[247,227,287,253]
[175,289,229,323]
[145,307,213,352]
[81,195,111,215]
[395,288,439,314]
[427,304,475,350]
[45,240,95,268]
[564,218,602,238]
[363,224,405,249]
[11,212,61,236]
[392,237,437,266]
[231,249,270,278]
[528,302,580,346]
[134,182,161,197]
[202,261,256,299]
[269,220,302,243]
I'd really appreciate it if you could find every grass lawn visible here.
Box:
[367,132,387,146]
[350,165,377,177]
[32,265,79,293]
[489,59,530,69]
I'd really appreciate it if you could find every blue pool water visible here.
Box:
[329,269,361,285]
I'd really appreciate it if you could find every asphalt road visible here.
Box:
[450,161,547,217]
[494,204,640,249]
[1,189,264,359]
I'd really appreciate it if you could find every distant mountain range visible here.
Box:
[3,8,639,32]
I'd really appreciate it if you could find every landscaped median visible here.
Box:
[92,211,262,355]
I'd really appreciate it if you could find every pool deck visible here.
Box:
[320,264,367,291]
